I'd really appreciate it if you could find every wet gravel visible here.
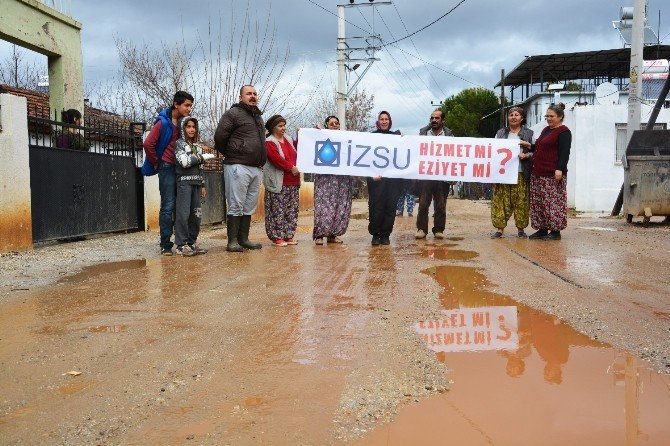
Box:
[1,200,669,443]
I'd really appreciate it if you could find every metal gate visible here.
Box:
[27,106,145,242]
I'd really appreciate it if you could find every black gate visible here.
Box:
[28,106,145,242]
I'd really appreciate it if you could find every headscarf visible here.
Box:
[375,110,392,131]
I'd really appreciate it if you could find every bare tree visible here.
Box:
[0,45,44,90]
[301,88,375,132]
[95,0,310,142]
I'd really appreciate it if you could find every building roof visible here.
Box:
[496,45,670,87]
[0,83,128,125]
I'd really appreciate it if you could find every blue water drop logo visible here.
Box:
[314,138,340,166]
[319,142,336,163]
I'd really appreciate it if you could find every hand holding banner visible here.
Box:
[296,128,520,184]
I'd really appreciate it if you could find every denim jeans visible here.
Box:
[174,182,202,247]
[158,162,177,249]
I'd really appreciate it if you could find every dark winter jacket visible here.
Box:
[495,125,534,182]
[174,116,205,185]
[214,103,267,167]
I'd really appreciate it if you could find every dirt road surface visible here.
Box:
[1,199,669,445]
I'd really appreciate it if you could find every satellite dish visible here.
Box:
[595,82,619,105]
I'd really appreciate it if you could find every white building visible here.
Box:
[500,47,670,212]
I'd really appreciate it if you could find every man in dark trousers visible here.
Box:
[142,91,194,255]
[214,85,267,252]
[416,109,453,240]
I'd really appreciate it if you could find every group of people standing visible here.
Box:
[143,85,572,255]
[490,103,572,241]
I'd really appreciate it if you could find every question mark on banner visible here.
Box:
[497,148,513,174]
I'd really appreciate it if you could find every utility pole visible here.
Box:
[500,69,506,128]
[336,1,391,131]
[626,0,646,143]
[337,5,347,130]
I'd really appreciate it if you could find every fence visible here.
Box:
[27,106,146,242]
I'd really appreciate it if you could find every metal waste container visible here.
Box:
[622,129,670,225]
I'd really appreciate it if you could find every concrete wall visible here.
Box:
[252,182,315,222]
[0,93,33,251]
[529,102,670,212]
[0,0,84,114]
[144,175,160,231]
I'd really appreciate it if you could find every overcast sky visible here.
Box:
[2,0,669,133]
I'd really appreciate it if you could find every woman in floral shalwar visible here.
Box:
[312,115,353,245]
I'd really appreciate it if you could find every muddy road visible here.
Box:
[1,199,669,445]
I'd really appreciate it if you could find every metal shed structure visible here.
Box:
[496,45,670,104]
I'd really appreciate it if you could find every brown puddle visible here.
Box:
[89,324,127,333]
[58,259,147,284]
[421,248,478,261]
[357,265,670,445]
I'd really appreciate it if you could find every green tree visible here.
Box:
[440,88,502,137]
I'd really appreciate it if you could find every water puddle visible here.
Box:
[358,265,670,445]
[57,259,147,284]
[577,226,617,232]
[421,248,478,261]
[89,324,127,333]
[56,380,94,395]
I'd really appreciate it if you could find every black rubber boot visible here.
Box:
[238,215,262,250]
[226,216,244,252]
[529,228,548,240]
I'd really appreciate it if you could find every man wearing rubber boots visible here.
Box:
[214,85,266,252]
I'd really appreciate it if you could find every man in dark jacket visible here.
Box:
[214,85,267,252]
[416,109,453,240]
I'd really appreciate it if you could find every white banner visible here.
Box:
[415,306,519,352]
[296,128,520,184]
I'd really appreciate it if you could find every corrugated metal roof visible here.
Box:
[496,45,670,87]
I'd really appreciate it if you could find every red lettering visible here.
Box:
[444,144,455,156]
[459,163,467,176]
[474,145,487,158]
[420,143,429,156]
[473,164,485,177]
[435,143,443,156]
[419,161,426,175]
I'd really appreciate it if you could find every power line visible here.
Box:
[383,39,487,89]
[375,10,433,95]
[391,2,448,98]
[304,0,368,33]
[380,0,467,47]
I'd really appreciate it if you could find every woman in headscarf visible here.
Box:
[263,114,300,246]
[367,110,404,246]
[312,115,354,245]
[490,106,534,238]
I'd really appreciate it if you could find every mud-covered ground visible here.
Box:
[1,199,669,445]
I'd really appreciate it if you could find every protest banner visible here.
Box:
[296,128,520,184]
[415,306,519,353]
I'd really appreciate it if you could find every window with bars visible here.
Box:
[615,123,667,162]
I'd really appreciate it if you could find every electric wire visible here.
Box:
[372,56,430,123]
[380,0,467,47]
[375,9,436,97]
[304,0,369,33]
[392,2,448,98]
